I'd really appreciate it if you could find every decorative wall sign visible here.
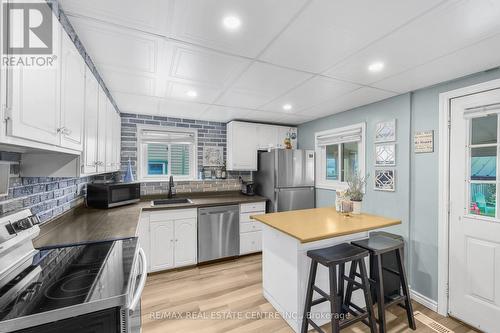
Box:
[375,144,396,166]
[374,169,395,191]
[375,119,397,143]
[202,146,223,166]
[414,130,434,153]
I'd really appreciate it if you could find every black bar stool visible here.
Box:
[349,235,416,333]
[301,243,377,333]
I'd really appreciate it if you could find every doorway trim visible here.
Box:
[438,78,500,316]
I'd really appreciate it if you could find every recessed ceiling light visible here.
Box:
[223,15,241,30]
[283,104,292,111]
[186,90,198,98]
[368,61,384,72]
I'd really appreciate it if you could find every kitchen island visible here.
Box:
[251,207,400,332]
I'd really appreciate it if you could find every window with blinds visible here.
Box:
[138,126,197,180]
[315,123,366,190]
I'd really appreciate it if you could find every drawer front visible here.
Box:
[240,211,265,223]
[240,231,262,255]
[149,208,197,222]
[240,202,266,213]
[240,221,262,233]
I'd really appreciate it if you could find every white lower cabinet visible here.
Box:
[239,202,266,255]
[140,209,197,273]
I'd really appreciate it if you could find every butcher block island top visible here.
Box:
[251,207,401,243]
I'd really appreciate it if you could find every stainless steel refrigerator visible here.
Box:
[255,149,315,212]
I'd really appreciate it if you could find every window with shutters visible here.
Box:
[137,125,197,181]
[315,123,366,190]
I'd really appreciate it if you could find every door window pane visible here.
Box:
[471,147,497,181]
[471,114,497,145]
[470,183,496,217]
[326,144,339,180]
[342,142,359,181]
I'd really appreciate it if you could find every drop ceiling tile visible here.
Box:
[277,113,315,125]
[236,110,288,123]
[198,106,253,123]
[261,76,360,113]
[157,99,209,119]
[373,33,500,93]
[166,42,250,88]
[260,0,444,73]
[60,0,171,35]
[168,0,307,57]
[99,68,157,97]
[166,81,222,104]
[217,62,312,108]
[113,92,160,115]
[298,87,397,118]
[68,16,162,74]
[324,0,500,85]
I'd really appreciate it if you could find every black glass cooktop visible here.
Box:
[0,238,137,322]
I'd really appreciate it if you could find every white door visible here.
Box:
[60,32,85,150]
[97,87,107,173]
[173,218,197,267]
[7,19,61,145]
[149,220,175,272]
[449,88,500,333]
[82,69,99,174]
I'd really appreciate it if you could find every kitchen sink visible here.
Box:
[151,198,193,206]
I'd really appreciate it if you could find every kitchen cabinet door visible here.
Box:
[150,220,175,272]
[227,121,258,171]
[60,32,85,151]
[82,69,99,174]
[114,111,121,171]
[105,101,114,172]
[257,125,277,150]
[174,218,197,267]
[97,88,107,173]
[7,19,61,146]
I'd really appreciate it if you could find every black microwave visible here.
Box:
[87,182,141,209]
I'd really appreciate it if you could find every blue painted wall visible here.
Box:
[298,68,500,301]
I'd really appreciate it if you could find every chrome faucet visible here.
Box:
[167,175,176,198]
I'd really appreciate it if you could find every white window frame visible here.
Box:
[314,122,366,191]
[137,124,198,181]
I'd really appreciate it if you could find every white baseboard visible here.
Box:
[410,289,438,312]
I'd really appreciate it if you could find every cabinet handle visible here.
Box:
[175,239,178,242]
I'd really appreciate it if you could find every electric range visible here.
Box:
[0,209,147,333]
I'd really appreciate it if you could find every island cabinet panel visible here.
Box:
[239,202,266,255]
[261,225,370,332]
[141,209,197,273]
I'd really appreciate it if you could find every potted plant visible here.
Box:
[346,173,368,214]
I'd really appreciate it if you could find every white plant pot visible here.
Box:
[351,200,362,214]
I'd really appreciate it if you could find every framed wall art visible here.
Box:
[202,146,224,167]
[374,169,395,191]
[375,144,396,166]
[375,119,396,143]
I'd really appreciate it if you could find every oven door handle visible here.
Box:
[129,247,147,312]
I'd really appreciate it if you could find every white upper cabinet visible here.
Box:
[105,100,115,172]
[60,32,85,150]
[227,121,259,171]
[227,121,298,171]
[97,87,108,173]
[82,68,99,175]
[7,17,61,146]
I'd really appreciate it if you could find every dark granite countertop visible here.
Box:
[33,192,267,249]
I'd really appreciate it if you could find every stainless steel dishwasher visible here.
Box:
[198,205,239,263]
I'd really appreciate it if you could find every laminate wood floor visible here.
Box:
[142,254,478,333]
